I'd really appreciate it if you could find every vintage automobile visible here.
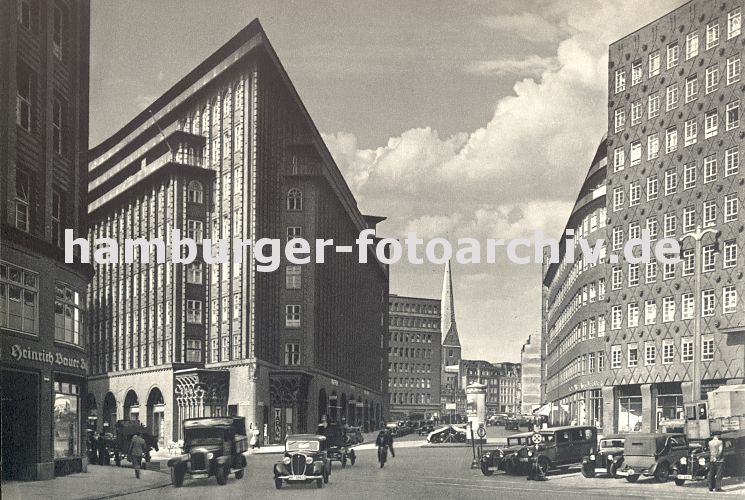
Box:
[480,431,536,476]
[168,417,249,487]
[673,431,745,486]
[427,425,467,443]
[273,434,331,489]
[616,433,689,483]
[581,434,625,478]
[504,418,520,431]
[523,426,598,476]
[319,422,356,468]
[346,426,364,445]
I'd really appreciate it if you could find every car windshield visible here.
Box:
[541,434,554,443]
[287,440,319,452]
[184,429,223,447]
[601,439,624,448]
[507,437,527,446]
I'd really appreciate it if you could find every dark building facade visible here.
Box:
[542,140,608,430]
[387,294,441,420]
[85,20,389,445]
[604,0,745,433]
[0,0,91,480]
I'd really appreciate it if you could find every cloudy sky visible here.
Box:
[91,0,683,362]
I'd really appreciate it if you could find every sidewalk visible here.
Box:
[1,465,171,500]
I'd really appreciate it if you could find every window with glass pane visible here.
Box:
[285,265,301,289]
[286,304,301,327]
[54,283,83,345]
[53,381,79,458]
[0,262,37,334]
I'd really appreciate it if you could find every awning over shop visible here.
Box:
[532,404,552,417]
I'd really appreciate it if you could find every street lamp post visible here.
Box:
[680,224,719,403]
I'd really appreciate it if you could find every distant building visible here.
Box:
[1,0,92,480]
[460,360,521,415]
[387,295,441,420]
[520,335,542,414]
[85,20,389,444]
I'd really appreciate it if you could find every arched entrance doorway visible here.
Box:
[123,390,139,421]
[318,388,328,424]
[86,393,98,431]
[146,387,165,446]
[329,391,338,421]
[340,393,347,424]
[102,392,117,432]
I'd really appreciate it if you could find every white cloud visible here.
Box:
[465,55,559,77]
[480,12,569,44]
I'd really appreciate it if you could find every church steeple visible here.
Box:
[441,260,460,347]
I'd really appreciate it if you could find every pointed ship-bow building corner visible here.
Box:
[84,19,389,446]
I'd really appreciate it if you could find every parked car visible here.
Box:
[524,426,598,476]
[427,425,467,444]
[273,434,331,489]
[168,417,249,487]
[616,433,689,483]
[346,426,364,445]
[581,434,625,478]
[480,431,536,476]
[504,418,520,431]
[418,423,435,436]
[673,431,745,486]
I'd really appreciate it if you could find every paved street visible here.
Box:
[120,443,742,500]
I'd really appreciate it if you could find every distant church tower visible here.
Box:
[441,260,461,391]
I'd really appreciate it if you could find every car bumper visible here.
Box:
[186,472,210,479]
[617,468,650,477]
[276,474,323,481]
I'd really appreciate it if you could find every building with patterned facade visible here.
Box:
[604,0,745,433]
[85,20,389,445]
[0,0,91,480]
[542,140,608,430]
[520,334,542,414]
[387,294,441,421]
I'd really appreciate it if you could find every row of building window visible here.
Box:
[556,350,607,384]
[610,336,715,368]
[389,316,439,329]
[389,302,439,315]
[389,393,432,405]
[549,278,606,340]
[388,378,432,389]
[390,332,434,343]
[389,362,432,374]
[611,242,740,290]
[614,9,742,94]
[388,346,433,359]
[610,286,740,329]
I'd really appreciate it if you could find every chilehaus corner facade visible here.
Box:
[84,20,389,447]
[543,0,745,435]
[1,0,92,480]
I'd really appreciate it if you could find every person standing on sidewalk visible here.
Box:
[707,434,724,492]
[129,431,147,479]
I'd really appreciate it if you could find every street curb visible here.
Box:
[79,481,172,500]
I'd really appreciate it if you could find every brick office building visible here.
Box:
[605,0,745,433]
[85,20,389,445]
[0,0,91,480]
[387,294,441,421]
[542,140,609,429]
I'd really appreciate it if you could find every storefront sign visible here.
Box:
[567,379,603,393]
[6,344,88,372]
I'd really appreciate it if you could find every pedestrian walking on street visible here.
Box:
[97,434,109,465]
[707,434,724,492]
[376,423,395,468]
[129,431,147,479]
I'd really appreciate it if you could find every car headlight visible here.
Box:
[698,458,706,466]
[206,452,213,460]
[306,456,314,465]
[282,456,291,465]
[527,451,533,457]
[590,454,595,461]
[680,457,687,465]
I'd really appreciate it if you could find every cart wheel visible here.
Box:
[274,477,283,489]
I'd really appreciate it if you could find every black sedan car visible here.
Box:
[673,431,745,486]
[582,434,625,478]
[273,434,331,489]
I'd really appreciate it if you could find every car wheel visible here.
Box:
[674,478,686,486]
[171,465,185,487]
[625,474,640,483]
[235,469,244,480]
[581,462,595,478]
[215,463,229,485]
[536,457,550,476]
[274,477,283,489]
[481,461,494,476]
[316,478,323,488]
[654,463,670,483]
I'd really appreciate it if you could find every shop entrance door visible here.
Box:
[1,371,39,480]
